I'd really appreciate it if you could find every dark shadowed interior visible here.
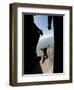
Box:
[23,15,43,74]
[48,16,63,73]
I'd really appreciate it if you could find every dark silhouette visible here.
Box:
[31,23,43,58]
[23,15,43,74]
[40,45,49,63]
[48,16,63,73]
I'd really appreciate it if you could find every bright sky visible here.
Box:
[33,15,54,40]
